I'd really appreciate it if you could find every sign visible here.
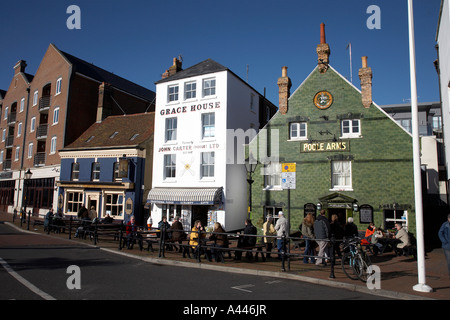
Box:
[313,91,333,110]
[359,204,373,224]
[281,163,296,189]
[301,140,349,153]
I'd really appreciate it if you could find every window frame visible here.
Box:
[165,117,177,142]
[341,119,361,138]
[163,154,176,179]
[263,162,282,190]
[184,81,197,100]
[91,162,101,181]
[201,112,215,139]
[200,151,215,178]
[203,78,216,97]
[168,84,179,102]
[331,160,352,191]
[56,77,62,95]
[71,162,80,181]
[289,122,307,140]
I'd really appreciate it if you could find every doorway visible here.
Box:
[192,205,208,227]
[86,192,100,218]
[328,208,347,226]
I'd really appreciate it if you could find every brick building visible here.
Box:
[0,44,155,216]
[248,24,418,235]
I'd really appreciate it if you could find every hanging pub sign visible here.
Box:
[304,203,317,217]
[359,204,373,224]
[119,158,129,178]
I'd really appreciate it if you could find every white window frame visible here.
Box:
[17,122,22,137]
[15,146,20,161]
[20,98,25,112]
[91,162,100,181]
[30,117,36,132]
[4,106,8,120]
[71,162,80,181]
[50,136,57,154]
[27,142,33,159]
[202,112,215,139]
[263,162,282,190]
[165,117,177,142]
[2,129,5,142]
[331,160,352,191]
[56,77,62,95]
[104,192,124,218]
[200,152,215,178]
[341,119,361,138]
[33,90,38,106]
[163,154,176,179]
[53,107,60,125]
[66,191,84,214]
[0,150,3,164]
[203,78,216,97]
[289,122,307,140]
[168,84,179,102]
[185,81,196,100]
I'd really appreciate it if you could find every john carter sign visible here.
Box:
[301,140,349,153]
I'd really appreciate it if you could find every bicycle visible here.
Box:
[341,237,372,282]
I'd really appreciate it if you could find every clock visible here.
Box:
[314,91,333,110]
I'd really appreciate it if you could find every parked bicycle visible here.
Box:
[341,237,372,282]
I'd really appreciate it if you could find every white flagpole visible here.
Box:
[346,43,353,83]
[407,0,432,293]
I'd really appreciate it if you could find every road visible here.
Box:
[0,222,385,304]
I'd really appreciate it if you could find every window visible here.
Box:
[432,116,442,131]
[66,191,83,214]
[250,93,255,112]
[185,81,196,100]
[20,98,25,112]
[86,136,95,143]
[203,78,216,96]
[71,162,80,181]
[113,162,121,181]
[165,117,177,142]
[202,113,215,138]
[50,136,57,154]
[264,162,281,189]
[162,204,181,222]
[201,152,215,178]
[30,117,36,132]
[1,129,5,142]
[0,150,3,164]
[27,142,33,159]
[105,193,124,217]
[15,146,20,161]
[53,107,59,124]
[341,119,361,138]
[168,85,179,102]
[130,133,139,141]
[91,162,100,181]
[289,122,307,140]
[4,107,8,120]
[110,131,118,139]
[164,154,176,179]
[33,90,38,106]
[56,77,62,95]
[331,160,352,190]
[17,122,22,137]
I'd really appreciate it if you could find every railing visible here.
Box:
[2,159,11,170]
[5,135,14,148]
[34,152,46,166]
[7,112,16,125]
[36,124,48,139]
[38,96,51,111]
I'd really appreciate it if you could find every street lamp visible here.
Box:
[23,169,32,230]
[25,168,32,180]
[244,154,258,218]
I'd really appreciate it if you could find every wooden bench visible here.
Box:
[233,244,266,262]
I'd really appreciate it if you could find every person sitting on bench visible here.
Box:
[235,219,257,260]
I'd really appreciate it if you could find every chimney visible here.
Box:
[358,56,373,108]
[14,60,27,75]
[161,57,183,79]
[277,66,292,115]
[316,23,330,73]
[96,82,113,122]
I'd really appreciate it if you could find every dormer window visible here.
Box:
[110,131,119,139]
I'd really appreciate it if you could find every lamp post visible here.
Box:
[244,155,258,219]
[23,169,32,229]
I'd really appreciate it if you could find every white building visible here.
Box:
[147,58,276,231]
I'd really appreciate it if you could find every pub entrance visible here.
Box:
[192,205,208,227]
[327,208,347,226]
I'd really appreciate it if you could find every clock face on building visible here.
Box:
[314,91,333,109]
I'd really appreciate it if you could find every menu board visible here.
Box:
[359,205,373,224]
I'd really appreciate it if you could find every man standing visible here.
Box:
[314,210,330,266]
[275,212,288,259]
[438,214,450,278]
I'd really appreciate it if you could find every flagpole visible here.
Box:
[407,0,432,293]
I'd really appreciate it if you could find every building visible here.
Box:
[147,58,277,231]
[0,44,155,217]
[58,112,154,224]
[248,24,419,236]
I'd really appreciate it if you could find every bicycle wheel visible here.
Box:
[341,252,359,280]
[354,251,372,282]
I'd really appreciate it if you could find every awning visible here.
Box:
[147,187,223,205]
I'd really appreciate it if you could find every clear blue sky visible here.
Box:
[0,0,442,107]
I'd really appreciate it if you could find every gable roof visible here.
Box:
[155,58,228,84]
[62,112,155,151]
[51,44,155,102]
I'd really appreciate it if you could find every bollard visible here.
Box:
[27,210,31,230]
[118,223,124,250]
[93,219,98,245]
[159,223,166,258]
[281,231,286,272]
[329,235,336,279]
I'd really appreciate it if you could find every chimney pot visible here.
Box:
[14,60,27,75]
[316,24,330,73]
[320,23,326,44]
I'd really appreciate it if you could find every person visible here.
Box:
[52,209,65,233]
[314,210,330,266]
[344,217,358,239]
[89,206,97,220]
[126,215,142,250]
[438,214,450,278]
[235,219,257,260]
[370,226,384,255]
[158,216,171,240]
[263,215,276,259]
[330,214,344,257]
[77,205,88,219]
[170,216,186,245]
[275,212,288,260]
[392,222,410,256]
[362,222,376,246]
[102,214,114,223]
[301,213,316,264]
[209,222,229,262]
[189,219,207,261]
[75,209,91,238]
[44,208,54,232]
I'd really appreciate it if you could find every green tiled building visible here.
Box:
[248,30,416,236]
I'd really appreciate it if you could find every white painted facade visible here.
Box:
[150,62,270,231]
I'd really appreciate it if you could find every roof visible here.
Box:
[0,89,6,100]
[62,112,155,151]
[54,45,155,102]
[155,59,228,84]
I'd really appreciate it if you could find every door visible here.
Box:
[86,192,100,218]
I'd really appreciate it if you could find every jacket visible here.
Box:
[301,221,315,239]
[210,226,229,247]
[189,226,206,248]
[438,221,450,250]
[170,221,186,241]
[263,221,276,243]
[275,216,288,237]
[395,227,410,249]
[313,218,328,240]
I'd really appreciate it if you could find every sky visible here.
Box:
[0,0,443,107]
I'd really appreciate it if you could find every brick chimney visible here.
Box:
[316,23,330,73]
[161,57,183,79]
[96,82,113,122]
[277,66,292,115]
[14,60,27,75]
[358,56,373,108]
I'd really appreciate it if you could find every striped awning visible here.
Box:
[147,187,223,205]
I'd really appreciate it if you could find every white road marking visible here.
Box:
[231,284,254,293]
[0,257,56,300]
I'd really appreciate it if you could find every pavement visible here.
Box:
[1,211,449,300]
